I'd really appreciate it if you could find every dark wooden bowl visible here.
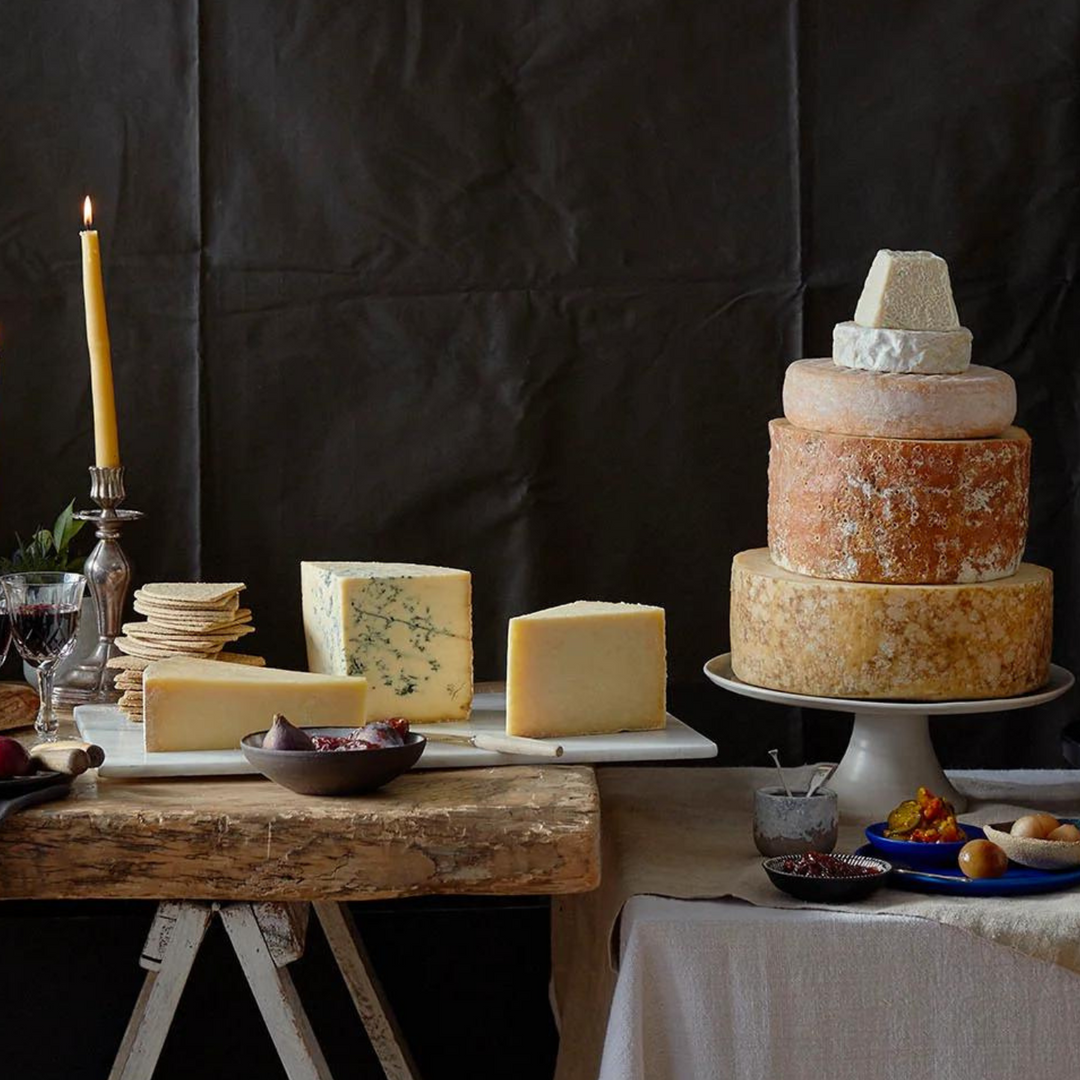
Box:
[240,728,426,796]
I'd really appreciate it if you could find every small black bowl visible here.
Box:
[240,728,426,796]
[762,852,892,902]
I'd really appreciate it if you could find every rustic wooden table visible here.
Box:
[0,711,601,1080]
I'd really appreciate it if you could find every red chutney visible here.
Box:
[777,852,882,879]
[311,719,410,753]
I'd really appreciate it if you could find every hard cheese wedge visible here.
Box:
[302,562,472,722]
[143,658,368,752]
[506,601,666,738]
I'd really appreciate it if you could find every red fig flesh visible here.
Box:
[262,714,316,751]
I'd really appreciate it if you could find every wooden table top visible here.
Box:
[0,712,600,902]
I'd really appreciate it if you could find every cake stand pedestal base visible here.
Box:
[832,711,964,820]
[705,655,1074,823]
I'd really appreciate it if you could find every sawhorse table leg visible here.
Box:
[109,902,212,1080]
[315,902,422,1080]
[109,900,420,1080]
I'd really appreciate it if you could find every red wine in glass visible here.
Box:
[11,604,81,664]
[1,572,86,739]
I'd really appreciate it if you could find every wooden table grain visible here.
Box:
[0,761,600,901]
[1,697,600,1077]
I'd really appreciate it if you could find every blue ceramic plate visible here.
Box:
[864,821,980,868]
[855,841,1080,896]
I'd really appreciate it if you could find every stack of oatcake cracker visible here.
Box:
[107,583,264,720]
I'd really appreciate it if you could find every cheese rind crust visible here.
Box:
[768,420,1030,584]
[783,359,1016,440]
[833,322,972,374]
[730,550,1052,701]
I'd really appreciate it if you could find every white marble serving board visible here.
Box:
[75,690,717,779]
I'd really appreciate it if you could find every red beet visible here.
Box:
[0,737,32,779]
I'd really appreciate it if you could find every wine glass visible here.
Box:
[1,572,86,740]
[0,596,11,669]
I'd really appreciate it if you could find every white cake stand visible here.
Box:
[704,654,1075,821]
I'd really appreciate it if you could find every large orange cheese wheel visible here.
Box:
[768,419,1029,584]
[729,549,1052,701]
[783,359,1016,440]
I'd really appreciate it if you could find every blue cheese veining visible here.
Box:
[301,562,473,722]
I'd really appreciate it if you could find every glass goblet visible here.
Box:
[1,572,87,740]
[0,597,11,669]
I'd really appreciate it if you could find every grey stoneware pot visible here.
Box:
[753,785,839,857]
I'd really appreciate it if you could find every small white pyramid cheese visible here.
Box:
[302,562,473,722]
[853,250,960,331]
[506,601,666,738]
[143,658,368,752]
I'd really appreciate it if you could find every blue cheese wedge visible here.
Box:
[301,562,473,722]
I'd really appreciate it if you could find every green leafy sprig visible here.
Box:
[0,500,88,574]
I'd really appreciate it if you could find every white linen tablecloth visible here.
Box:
[600,896,1080,1080]
[552,767,1080,1080]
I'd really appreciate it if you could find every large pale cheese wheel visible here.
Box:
[767,420,1030,584]
[833,321,972,374]
[783,359,1016,440]
[729,549,1052,701]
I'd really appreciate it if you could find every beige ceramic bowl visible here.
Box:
[982,820,1080,871]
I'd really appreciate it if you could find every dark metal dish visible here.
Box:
[0,770,65,797]
[240,728,426,796]
[762,852,892,902]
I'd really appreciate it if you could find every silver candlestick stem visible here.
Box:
[54,466,143,706]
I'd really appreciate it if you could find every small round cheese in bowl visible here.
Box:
[982,817,1080,871]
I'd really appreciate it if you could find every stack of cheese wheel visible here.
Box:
[730,250,1053,701]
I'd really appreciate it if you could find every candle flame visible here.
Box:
[83,196,93,228]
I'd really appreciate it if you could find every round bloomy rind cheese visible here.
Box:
[767,420,1030,584]
[782,359,1017,440]
[729,550,1052,701]
[833,321,972,374]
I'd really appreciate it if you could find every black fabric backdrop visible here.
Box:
[1,1,1079,756]
[2,5,1080,1079]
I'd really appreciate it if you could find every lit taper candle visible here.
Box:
[80,196,120,467]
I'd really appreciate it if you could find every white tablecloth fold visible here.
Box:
[599,896,1080,1080]
[552,767,1080,1080]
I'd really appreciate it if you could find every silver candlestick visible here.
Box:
[54,466,143,705]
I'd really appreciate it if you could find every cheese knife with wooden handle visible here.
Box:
[29,740,105,776]
[419,731,564,758]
